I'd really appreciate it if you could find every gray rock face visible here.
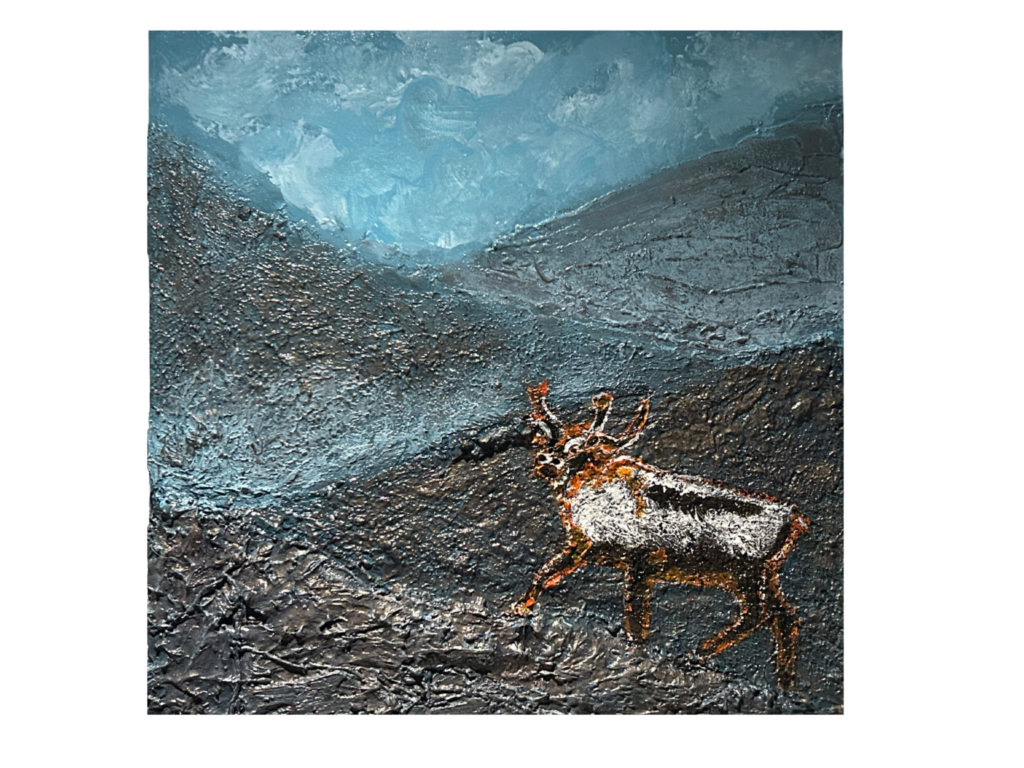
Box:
[453,119,843,354]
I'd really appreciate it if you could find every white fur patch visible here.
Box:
[570,471,791,560]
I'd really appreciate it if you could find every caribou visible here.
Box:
[512,381,811,688]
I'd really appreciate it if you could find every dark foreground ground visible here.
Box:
[148,341,842,713]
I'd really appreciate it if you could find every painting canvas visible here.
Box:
[148,31,843,714]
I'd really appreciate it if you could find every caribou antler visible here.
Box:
[602,397,650,450]
[587,393,613,435]
[526,380,562,445]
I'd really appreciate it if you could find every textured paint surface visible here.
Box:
[148,32,842,714]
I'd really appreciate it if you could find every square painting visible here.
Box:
[148,31,842,714]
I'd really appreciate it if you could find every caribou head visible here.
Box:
[526,380,650,485]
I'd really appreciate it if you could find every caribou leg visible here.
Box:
[623,559,654,643]
[764,570,800,689]
[511,540,591,616]
[699,577,768,657]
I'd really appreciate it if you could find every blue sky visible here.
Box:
[150,31,841,262]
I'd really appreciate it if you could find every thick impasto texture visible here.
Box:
[148,31,842,714]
